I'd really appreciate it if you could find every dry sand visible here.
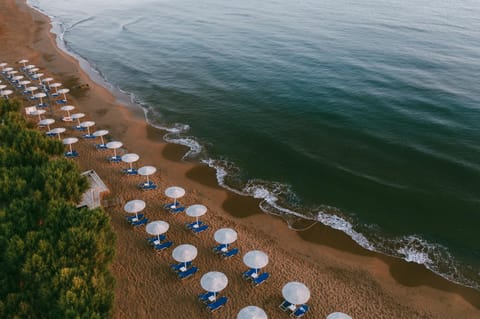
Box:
[1,0,480,318]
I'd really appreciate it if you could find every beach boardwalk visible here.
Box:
[77,170,109,209]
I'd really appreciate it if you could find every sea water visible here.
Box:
[28,0,480,290]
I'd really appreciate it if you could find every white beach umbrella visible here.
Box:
[34,92,47,106]
[3,67,13,73]
[62,137,79,154]
[57,88,70,101]
[50,82,62,95]
[165,186,186,208]
[186,204,207,227]
[24,64,35,70]
[200,271,228,300]
[30,67,39,74]
[80,121,95,136]
[0,85,6,90]
[121,153,140,172]
[31,109,46,120]
[47,127,66,140]
[146,220,170,242]
[38,118,55,131]
[326,313,352,319]
[25,86,38,98]
[0,62,7,71]
[106,141,123,158]
[138,165,157,185]
[42,77,53,88]
[12,75,24,83]
[243,250,269,274]
[237,306,268,319]
[282,282,310,305]
[124,199,146,219]
[61,105,75,119]
[214,228,238,251]
[18,59,28,68]
[19,80,31,89]
[93,129,109,147]
[0,90,13,99]
[71,113,85,127]
[32,73,43,83]
[172,244,198,269]
[7,70,18,77]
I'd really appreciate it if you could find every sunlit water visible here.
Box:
[28,0,480,290]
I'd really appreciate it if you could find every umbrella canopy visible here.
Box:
[38,118,55,130]
[50,82,62,88]
[93,129,109,137]
[0,85,7,90]
[48,127,66,135]
[61,105,75,112]
[12,75,24,81]
[326,313,352,319]
[106,141,123,150]
[214,228,238,245]
[34,92,46,99]
[58,88,70,94]
[186,204,207,217]
[121,153,140,163]
[200,271,228,293]
[32,73,43,79]
[237,306,268,319]
[80,121,95,128]
[42,77,53,83]
[19,80,31,86]
[71,113,85,120]
[172,244,198,263]
[138,165,156,176]
[3,67,13,72]
[165,186,186,200]
[63,137,79,145]
[243,250,269,270]
[146,220,170,236]
[0,90,13,97]
[31,109,46,120]
[25,86,38,92]
[24,64,35,70]
[124,199,146,214]
[18,59,28,64]
[282,282,310,305]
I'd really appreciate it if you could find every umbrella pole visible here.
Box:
[129,162,133,170]
[69,144,73,153]
[113,149,117,157]
[135,212,138,219]
[57,133,61,141]
[196,216,199,226]
[100,136,105,145]
[173,198,177,207]
[157,234,161,242]
[146,175,150,185]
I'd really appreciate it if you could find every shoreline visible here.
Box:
[2,0,480,318]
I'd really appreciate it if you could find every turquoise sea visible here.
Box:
[28,0,480,290]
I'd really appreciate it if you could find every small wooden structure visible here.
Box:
[77,170,109,209]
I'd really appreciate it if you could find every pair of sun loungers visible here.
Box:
[197,293,228,312]
[177,266,198,280]
[164,202,185,214]
[125,214,149,227]
[64,150,79,158]
[212,244,239,258]
[139,181,157,190]
[279,300,309,318]
[242,268,270,286]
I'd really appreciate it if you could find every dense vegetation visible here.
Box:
[0,99,116,318]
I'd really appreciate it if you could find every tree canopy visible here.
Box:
[0,99,116,318]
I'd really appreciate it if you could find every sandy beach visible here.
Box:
[1,0,480,318]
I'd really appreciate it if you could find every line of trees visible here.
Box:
[0,99,116,318]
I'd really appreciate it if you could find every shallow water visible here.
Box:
[28,0,480,290]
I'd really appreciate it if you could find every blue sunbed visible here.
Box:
[126,213,144,221]
[64,150,79,158]
[279,299,293,311]
[170,261,192,272]
[169,206,185,214]
[198,291,215,304]
[154,241,173,251]
[131,218,149,227]
[192,224,209,234]
[206,296,228,312]
[178,266,198,280]
[251,272,269,286]
[242,268,257,279]
[213,243,228,254]
[147,234,166,245]
[186,220,204,229]
[139,181,157,190]
[164,202,182,210]
[109,155,122,163]
[95,143,108,150]
[222,248,239,259]
[123,168,138,175]
[290,304,309,318]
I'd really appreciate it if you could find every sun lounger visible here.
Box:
[139,182,157,190]
[95,143,107,150]
[191,224,209,234]
[279,300,293,312]
[206,296,228,312]
[131,218,149,227]
[213,244,228,254]
[164,202,182,210]
[126,213,144,222]
[109,155,122,163]
[170,261,192,272]
[242,268,256,279]
[186,221,204,229]
[64,150,79,158]
[82,134,95,139]
[198,291,215,304]
[251,272,269,286]
[147,234,166,245]
[154,241,173,251]
[221,247,239,259]
[178,266,198,280]
[73,125,87,131]
[290,304,309,318]
[123,168,138,175]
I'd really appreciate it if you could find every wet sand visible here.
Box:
[1,0,480,318]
